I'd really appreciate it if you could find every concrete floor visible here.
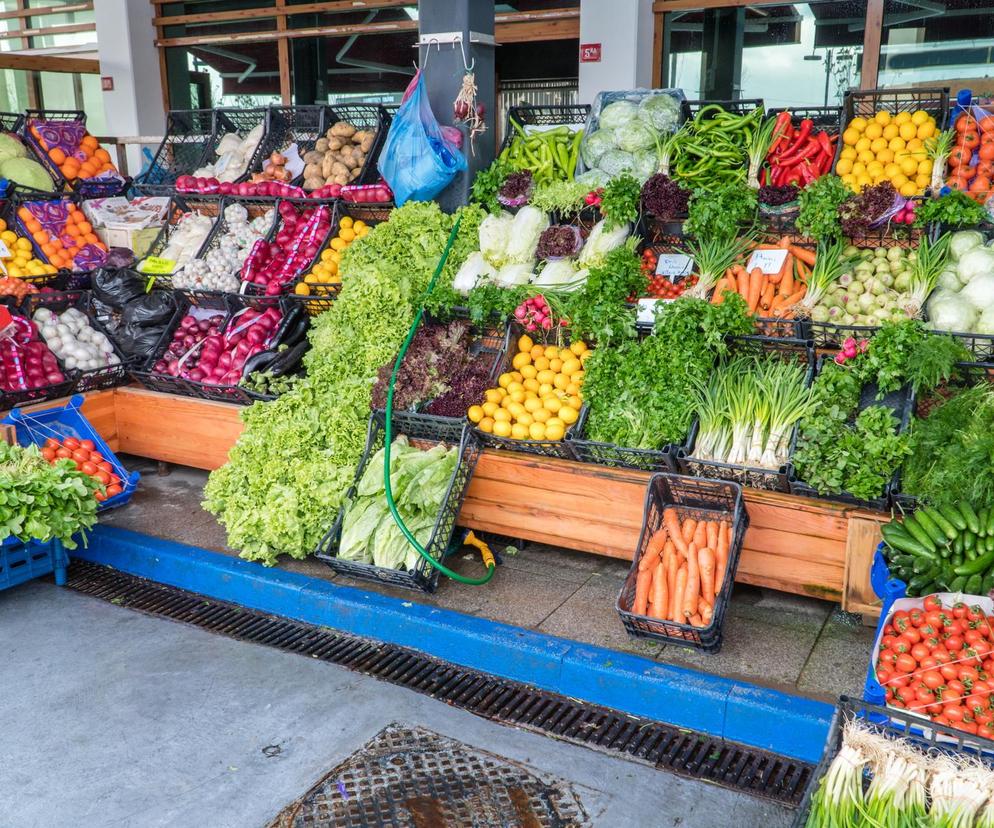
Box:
[100,457,877,704]
[1,582,791,828]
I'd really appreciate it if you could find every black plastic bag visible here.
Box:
[92,268,146,309]
[121,291,175,328]
[115,324,167,362]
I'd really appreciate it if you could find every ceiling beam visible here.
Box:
[152,1,413,28]
[0,2,92,21]
[0,53,98,73]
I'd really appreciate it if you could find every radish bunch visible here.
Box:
[514,295,555,332]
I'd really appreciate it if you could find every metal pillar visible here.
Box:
[418,0,496,211]
[700,8,744,100]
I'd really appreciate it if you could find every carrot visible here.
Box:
[714,521,730,595]
[683,541,700,620]
[711,278,727,304]
[663,508,689,557]
[689,613,703,627]
[778,236,793,249]
[789,244,817,267]
[760,280,775,311]
[681,517,697,545]
[736,267,749,298]
[634,567,652,615]
[781,287,807,308]
[650,561,667,619]
[700,602,713,626]
[706,521,718,551]
[639,529,666,572]
[665,546,678,618]
[692,519,707,550]
[698,546,715,607]
[747,268,763,313]
[672,565,688,624]
[778,262,794,298]
[794,258,811,285]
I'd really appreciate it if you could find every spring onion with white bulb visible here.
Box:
[928,757,990,828]
[747,112,784,189]
[805,719,868,828]
[684,234,754,299]
[903,231,952,319]
[798,238,846,317]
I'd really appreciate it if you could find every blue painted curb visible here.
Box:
[77,525,833,763]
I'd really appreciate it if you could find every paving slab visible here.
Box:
[797,608,879,702]
[0,581,791,828]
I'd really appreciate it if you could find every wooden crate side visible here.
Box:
[843,515,886,618]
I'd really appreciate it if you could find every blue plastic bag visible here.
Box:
[378,73,466,205]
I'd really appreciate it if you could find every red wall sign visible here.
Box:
[101,76,114,91]
[580,43,602,63]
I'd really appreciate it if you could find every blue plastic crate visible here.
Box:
[862,543,909,705]
[2,394,139,511]
[0,536,67,591]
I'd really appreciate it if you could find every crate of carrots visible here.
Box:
[14,195,108,273]
[24,110,125,197]
[616,473,748,653]
[710,236,817,338]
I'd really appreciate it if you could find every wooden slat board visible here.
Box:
[11,387,888,614]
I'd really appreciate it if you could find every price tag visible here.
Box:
[138,256,176,275]
[0,239,10,259]
[637,298,668,325]
[655,253,693,281]
[745,248,789,275]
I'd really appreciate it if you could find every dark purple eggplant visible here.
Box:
[267,340,308,377]
[241,348,281,379]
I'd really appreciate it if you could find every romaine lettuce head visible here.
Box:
[479,211,514,268]
[599,100,638,130]
[505,205,549,264]
[579,219,630,268]
[638,93,683,133]
[581,128,615,167]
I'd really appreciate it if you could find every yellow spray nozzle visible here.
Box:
[464,530,495,570]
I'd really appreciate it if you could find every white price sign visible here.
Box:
[637,297,672,325]
[654,253,694,281]
[745,248,789,275]
[0,239,10,259]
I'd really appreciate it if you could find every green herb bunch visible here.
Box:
[913,191,987,230]
[685,181,757,239]
[599,173,641,230]
[471,157,513,214]
[796,174,851,241]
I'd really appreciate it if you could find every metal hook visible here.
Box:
[459,37,474,73]
[419,37,440,72]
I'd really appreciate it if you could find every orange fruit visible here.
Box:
[83,232,99,245]
[94,148,110,163]
[31,231,47,245]
[41,242,55,257]
[17,207,30,221]
[81,134,98,151]
[67,204,77,213]
[49,148,66,165]
[25,218,41,233]
[76,221,92,235]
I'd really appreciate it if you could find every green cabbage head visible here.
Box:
[0,156,51,190]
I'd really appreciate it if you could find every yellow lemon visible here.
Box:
[554,373,570,390]
[917,122,935,140]
[506,402,526,419]
[850,116,868,132]
[485,388,502,404]
[339,215,353,229]
[570,340,588,356]
[538,383,554,396]
[546,417,565,431]
[857,150,875,164]
[543,396,562,413]
[15,237,31,251]
[0,230,15,245]
[579,351,593,364]
[329,250,341,263]
[524,396,543,413]
[884,162,901,179]
[906,138,924,153]
[509,390,526,404]
[517,412,534,427]
[544,423,565,441]
[836,158,853,175]
[549,358,563,373]
[561,358,581,376]
[894,111,912,125]
[482,401,499,417]
[478,417,494,434]
[506,382,524,396]
[338,227,355,242]
[841,173,857,187]
[572,370,584,383]
[511,423,529,440]
[917,159,932,176]
[330,237,347,251]
[510,371,523,383]
[520,364,537,380]
[532,408,551,424]
[876,148,895,164]
[891,172,909,188]
[870,139,888,155]
[855,137,872,153]
[467,405,484,423]
[492,420,512,438]
[899,157,918,176]
[565,382,581,396]
[529,344,544,360]
[911,110,929,125]
[536,369,556,385]
[493,408,511,423]
[899,181,918,197]
[543,345,558,360]
[842,128,860,146]
[294,282,310,296]
[518,334,534,353]
[523,378,540,393]
[882,124,899,140]
[898,122,918,141]
[558,405,579,425]
[855,174,872,189]
[864,122,883,140]
[533,356,550,371]
[840,146,857,160]
[874,110,892,125]
[851,161,867,176]
[914,174,931,189]
[866,161,884,178]
[889,137,906,152]
[528,422,547,441]
[512,351,531,370]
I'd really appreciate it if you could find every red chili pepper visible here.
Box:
[781,119,813,155]
[769,111,794,155]
[798,161,817,185]
[777,137,819,167]
[779,164,802,186]
[759,168,767,186]
[816,131,834,160]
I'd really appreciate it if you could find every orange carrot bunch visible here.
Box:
[630,508,732,629]
[30,128,118,183]
[712,236,815,323]
[17,203,107,271]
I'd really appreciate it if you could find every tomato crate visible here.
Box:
[676,336,815,493]
[21,290,132,393]
[3,393,139,511]
[0,536,68,592]
[616,474,748,654]
[315,410,481,593]
[498,104,590,153]
[132,109,218,195]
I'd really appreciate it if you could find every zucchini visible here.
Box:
[951,575,968,593]
[915,510,947,547]
[882,524,935,558]
[960,502,982,535]
[900,517,937,554]
[940,503,967,532]
[923,506,957,541]
[966,574,984,594]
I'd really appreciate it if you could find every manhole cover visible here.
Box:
[269,723,589,827]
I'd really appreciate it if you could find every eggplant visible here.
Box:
[274,314,309,349]
[272,304,307,347]
[241,348,281,379]
[267,340,308,377]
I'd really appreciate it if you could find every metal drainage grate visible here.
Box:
[268,723,589,828]
[64,561,812,807]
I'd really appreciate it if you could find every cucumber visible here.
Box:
[908,573,936,594]
[983,573,994,594]
[986,535,994,554]
[900,517,937,554]
[979,506,990,537]
[956,549,994,576]
[915,510,947,547]
[954,534,966,557]
[940,503,968,532]
[936,569,955,590]
[967,543,980,562]
[923,506,957,541]
[890,554,917,570]
[964,531,976,552]
[951,575,968,593]
[953,552,965,568]
[960,502,982,535]
[966,574,984,594]
[882,524,935,558]
[938,542,952,560]
[912,555,935,574]
[986,505,994,537]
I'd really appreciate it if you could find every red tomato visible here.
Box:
[896,653,917,674]
[932,649,952,665]
[891,698,906,709]
[975,711,993,727]
[73,460,84,471]
[915,688,935,706]
[877,667,892,684]
[41,447,56,461]
[942,664,959,681]
[80,462,97,475]
[925,611,945,628]
[108,474,120,486]
[975,680,992,697]
[946,635,965,652]
[920,622,938,637]
[882,634,899,651]
[97,461,112,474]
[920,657,939,671]
[95,470,111,485]
[889,674,910,688]
[923,595,943,612]
[892,611,911,633]
[948,679,967,697]
[901,629,922,646]
[94,490,106,502]
[89,452,103,463]
[911,643,931,662]
[71,449,90,463]
[63,437,80,450]
[44,437,60,449]
[79,439,95,452]
[893,639,912,654]
[909,609,925,627]
[980,723,994,739]
[106,484,122,497]
[933,714,951,726]
[923,671,944,690]
[945,705,966,723]
[976,621,992,638]
[55,447,72,459]
[958,721,978,735]
[953,604,969,620]
[967,606,984,623]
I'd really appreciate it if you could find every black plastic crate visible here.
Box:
[132,109,219,195]
[792,695,994,828]
[138,196,219,289]
[0,111,23,134]
[0,198,66,289]
[212,107,273,183]
[245,197,335,297]
[0,373,77,411]
[314,410,481,593]
[568,404,676,474]
[290,103,390,190]
[616,473,748,654]
[789,355,915,510]
[22,290,132,393]
[7,190,96,274]
[499,104,590,153]
[677,337,814,493]
[248,105,329,185]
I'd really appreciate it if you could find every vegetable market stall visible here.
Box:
[14,385,890,617]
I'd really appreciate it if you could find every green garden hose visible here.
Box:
[382,216,496,586]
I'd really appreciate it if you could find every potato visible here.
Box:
[328,137,344,152]
[329,121,356,139]
[303,162,321,180]
[303,150,324,165]
[348,167,361,181]
[359,133,375,153]
[331,161,350,178]
[340,153,359,171]
[315,137,329,153]
[321,154,336,179]
[332,173,349,186]
[304,176,324,191]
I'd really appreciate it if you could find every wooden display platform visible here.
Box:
[11,387,888,618]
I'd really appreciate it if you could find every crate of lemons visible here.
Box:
[467,333,591,442]
[0,217,58,280]
[292,214,371,298]
[835,109,938,196]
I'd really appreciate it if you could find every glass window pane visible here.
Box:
[80,74,106,135]
[880,1,994,90]
[38,71,75,110]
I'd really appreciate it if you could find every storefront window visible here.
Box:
[879,1,994,91]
